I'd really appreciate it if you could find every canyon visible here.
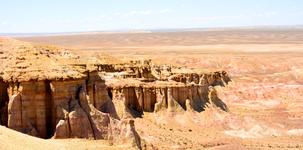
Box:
[0,38,232,149]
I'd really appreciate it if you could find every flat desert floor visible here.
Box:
[8,29,303,149]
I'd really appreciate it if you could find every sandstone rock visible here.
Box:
[86,71,112,112]
[167,87,184,112]
[185,98,194,111]
[52,120,69,139]
[208,86,228,111]
[124,87,143,113]
[154,88,167,112]
[0,38,231,149]
[111,88,130,118]
[7,93,22,132]
[142,88,156,112]
[88,106,111,139]
[68,100,94,139]
[135,87,144,112]
[109,119,141,149]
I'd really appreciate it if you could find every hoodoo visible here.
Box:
[0,38,230,149]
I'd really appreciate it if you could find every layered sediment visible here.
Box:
[106,70,230,118]
[0,38,230,149]
[0,38,141,148]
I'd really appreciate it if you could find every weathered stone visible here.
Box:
[208,86,228,111]
[185,99,194,111]
[109,119,142,149]
[0,38,230,149]
[7,93,22,132]
[52,120,69,139]
[167,87,184,112]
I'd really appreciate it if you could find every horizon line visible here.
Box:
[1,24,303,37]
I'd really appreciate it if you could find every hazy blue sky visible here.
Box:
[1,0,303,33]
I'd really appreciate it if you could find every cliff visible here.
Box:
[105,70,230,118]
[0,38,141,148]
[0,38,230,149]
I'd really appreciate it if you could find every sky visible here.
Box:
[0,0,303,33]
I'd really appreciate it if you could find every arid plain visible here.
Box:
[2,28,303,149]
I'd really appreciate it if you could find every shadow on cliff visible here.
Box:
[0,80,9,126]
[207,85,229,112]
[129,108,144,118]
[211,96,229,112]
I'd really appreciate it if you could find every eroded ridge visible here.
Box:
[0,38,230,149]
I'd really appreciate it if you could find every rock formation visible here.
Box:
[0,38,141,149]
[0,38,230,149]
[103,59,231,117]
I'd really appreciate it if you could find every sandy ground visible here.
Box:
[7,29,303,149]
[0,125,134,150]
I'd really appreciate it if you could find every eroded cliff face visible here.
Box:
[0,74,142,149]
[0,38,230,149]
[0,38,142,149]
[107,71,230,118]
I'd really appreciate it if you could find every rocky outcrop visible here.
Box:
[109,119,142,149]
[0,38,142,148]
[0,38,230,149]
[107,71,230,118]
[168,71,230,86]
[2,76,142,149]
[110,85,208,116]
